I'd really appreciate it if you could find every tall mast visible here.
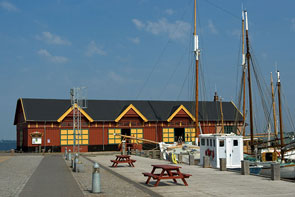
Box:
[270,72,278,139]
[194,0,200,138]
[277,70,284,160]
[242,10,246,136]
[220,97,224,134]
[245,11,255,154]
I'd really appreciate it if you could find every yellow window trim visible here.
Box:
[167,105,195,122]
[115,104,148,122]
[20,98,27,121]
[57,104,94,123]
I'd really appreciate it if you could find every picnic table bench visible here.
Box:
[110,155,136,167]
[143,164,191,187]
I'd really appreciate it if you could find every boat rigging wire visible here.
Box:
[135,0,192,99]
[203,0,240,21]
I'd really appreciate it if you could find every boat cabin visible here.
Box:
[199,134,243,168]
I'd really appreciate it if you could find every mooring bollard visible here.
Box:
[122,140,126,155]
[178,153,183,163]
[92,163,101,193]
[220,158,227,171]
[271,163,280,181]
[152,150,157,159]
[68,149,72,161]
[160,152,164,160]
[10,149,14,156]
[65,147,68,159]
[71,158,74,168]
[74,153,79,172]
[203,156,210,168]
[241,160,250,175]
[189,154,195,165]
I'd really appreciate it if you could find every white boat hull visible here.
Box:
[260,165,295,179]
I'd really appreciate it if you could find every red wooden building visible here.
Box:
[14,98,243,152]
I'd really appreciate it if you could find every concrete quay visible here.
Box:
[86,154,295,197]
[1,153,295,197]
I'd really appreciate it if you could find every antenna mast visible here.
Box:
[194,0,200,139]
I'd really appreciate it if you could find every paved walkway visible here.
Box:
[19,155,83,197]
[0,155,43,197]
[0,156,11,163]
[69,156,152,197]
[87,154,295,197]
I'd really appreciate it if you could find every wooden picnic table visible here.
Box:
[143,164,191,187]
[110,155,136,167]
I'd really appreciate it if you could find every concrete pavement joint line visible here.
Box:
[14,156,44,197]
[19,155,84,197]
[14,175,35,197]
[83,156,163,197]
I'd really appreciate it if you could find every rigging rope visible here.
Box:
[203,0,240,21]
[135,0,192,99]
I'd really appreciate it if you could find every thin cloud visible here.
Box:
[129,37,140,44]
[37,49,68,63]
[36,32,71,45]
[0,1,18,12]
[132,18,190,40]
[108,71,125,83]
[85,41,107,57]
[164,9,174,15]
[132,19,145,29]
[208,19,218,34]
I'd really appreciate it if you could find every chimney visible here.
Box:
[214,92,219,102]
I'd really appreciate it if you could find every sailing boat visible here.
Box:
[259,70,295,179]
[239,9,295,177]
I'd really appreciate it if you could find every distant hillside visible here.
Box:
[0,140,16,151]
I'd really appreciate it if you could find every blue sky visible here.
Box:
[1,0,295,139]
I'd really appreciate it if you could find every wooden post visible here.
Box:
[189,154,195,165]
[277,71,284,161]
[220,98,224,134]
[241,160,250,175]
[220,158,227,171]
[245,11,255,154]
[271,163,280,181]
[203,156,210,168]
[242,11,246,136]
[194,0,200,139]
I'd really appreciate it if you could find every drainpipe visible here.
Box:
[44,121,46,152]
[102,121,105,151]
[156,121,158,142]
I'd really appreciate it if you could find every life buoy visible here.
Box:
[211,150,215,159]
[275,150,281,157]
[171,153,178,164]
[118,143,122,151]
[208,149,211,156]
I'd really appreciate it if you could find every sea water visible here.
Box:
[0,140,16,151]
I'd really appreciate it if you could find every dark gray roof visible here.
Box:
[14,98,243,123]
